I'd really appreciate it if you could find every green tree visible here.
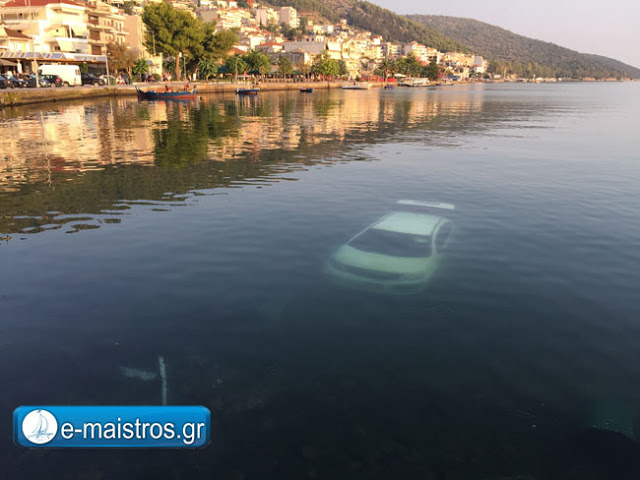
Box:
[198,59,218,81]
[122,1,135,15]
[244,51,271,75]
[312,53,340,78]
[396,53,422,77]
[132,58,149,79]
[277,56,293,76]
[142,3,205,81]
[201,26,237,63]
[225,54,249,81]
[338,59,348,76]
[374,58,396,81]
[424,58,440,80]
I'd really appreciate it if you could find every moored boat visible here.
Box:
[299,88,314,93]
[400,78,430,87]
[341,83,372,90]
[136,86,198,100]
[236,88,259,95]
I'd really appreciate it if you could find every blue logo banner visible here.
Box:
[14,406,211,448]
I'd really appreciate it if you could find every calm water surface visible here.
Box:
[1,83,639,479]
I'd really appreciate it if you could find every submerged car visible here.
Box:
[326,200,455,294]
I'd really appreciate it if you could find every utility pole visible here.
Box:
[105,51,110,84]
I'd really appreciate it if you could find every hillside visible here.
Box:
[407,15,640,79]
[263,0,468,53]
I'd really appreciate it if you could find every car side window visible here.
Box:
[435,222,452,252]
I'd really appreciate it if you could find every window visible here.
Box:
[349,229,432,258]
[435,223,452,252]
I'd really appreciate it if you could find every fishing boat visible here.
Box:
[341,83,372,90]
[136,86,198,100]
[299,87,314,93]
[236,88,259,95]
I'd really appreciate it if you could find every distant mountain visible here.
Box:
[263,0,468,53]
[407,15,640,79]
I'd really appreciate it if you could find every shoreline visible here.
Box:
[0,81,349,108]
[1,78,635,109]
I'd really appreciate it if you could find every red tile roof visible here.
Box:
[3,0,84,8]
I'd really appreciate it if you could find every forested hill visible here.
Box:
[407,15,640,79]
[263,0,468,53]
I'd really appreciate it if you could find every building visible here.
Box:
[1,0,89,54]
[85,0,126,56]
[278,5,297,28]
[123,13,161,75]
[0,25,31,73]
[0,25,31,51]
[282,39,324,55]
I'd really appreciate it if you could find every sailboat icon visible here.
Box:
[22,409,58,444]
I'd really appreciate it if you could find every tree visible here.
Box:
[107,42,137,79]
[198,59,218,81]
[312,53,340,79]
[132,58,149,78]
[277,56,293,76]
[225,54,249,81]
[396,53,422,77]
[244,51,271,76]
[142,3,205,81]
[424,58,440,80]
[374,58,396,81]
[338,59,348,77]
[203,28,237,63]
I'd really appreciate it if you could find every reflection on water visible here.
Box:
[0,86,562,235]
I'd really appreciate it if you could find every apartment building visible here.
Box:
[278,6,297,28]
[1,0,89,53]
[85,0,126,55]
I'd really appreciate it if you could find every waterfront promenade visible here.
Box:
[0,80,351,108]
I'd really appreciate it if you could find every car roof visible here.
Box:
[372,211,443,236]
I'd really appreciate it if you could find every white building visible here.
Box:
[278,6,298,28]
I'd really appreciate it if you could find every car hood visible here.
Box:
[331,245,430,274]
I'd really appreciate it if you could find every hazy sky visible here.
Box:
[370,0,640,68]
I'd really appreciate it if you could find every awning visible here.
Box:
[0,59,18,66]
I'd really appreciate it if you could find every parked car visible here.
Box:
[81,72,105,86]
[8,75,27,88]
[41,74,63,87]
[38,64,81,86]
[326,200,456,294]
[99,74,116,85]
[23,74,51,88]
[0,75,10,89]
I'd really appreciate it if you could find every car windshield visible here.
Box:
[349,228,432,257]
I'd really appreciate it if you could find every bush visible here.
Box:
[152,73,161,81]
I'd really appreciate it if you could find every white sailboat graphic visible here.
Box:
[24,409,56,443]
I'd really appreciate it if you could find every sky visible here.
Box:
[370,0,640,68]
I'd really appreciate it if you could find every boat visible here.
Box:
[384,85,395,90]
[400,78,430,87]
[236,88,259,95]
[299,88,314,93]
[136,86,198,100]
[341,83,372,90]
